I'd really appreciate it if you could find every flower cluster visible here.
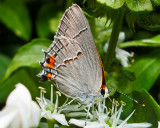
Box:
[36,84,68,127]
[0,83,152,128]
[35,84,152,128]
[69,99,152,128]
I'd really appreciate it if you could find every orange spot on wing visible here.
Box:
[46,63,54,68]
[77,52,82,56]
[74,58,78,60]
[46,56,55,68]
[64,59,73,64]
[49,56,55,64]
[46,74,52,79]
[64,60,69,64]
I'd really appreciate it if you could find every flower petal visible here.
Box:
[66,112,87,117]
[0,106,19,128]
[69,119,102,128]
[52,114,68,126]
[6,83,32,110]
[41,110,52,119]
[118,110,136,127]
[84,122,106,128]
[122,123,152,128]
[69,119,85,127]
[60,104,86,113]
[30,101,41,127]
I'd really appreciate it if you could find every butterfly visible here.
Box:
[38,4,109,105]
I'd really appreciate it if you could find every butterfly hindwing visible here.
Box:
[40,4,102,98]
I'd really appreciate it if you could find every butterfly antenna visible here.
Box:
[109,87,145,107]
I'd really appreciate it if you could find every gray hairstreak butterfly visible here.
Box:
[38,4,109,104]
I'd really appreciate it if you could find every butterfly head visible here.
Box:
[100,84,109,98]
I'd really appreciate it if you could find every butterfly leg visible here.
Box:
[58,97,78,109]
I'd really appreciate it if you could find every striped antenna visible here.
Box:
[109,87,145,107]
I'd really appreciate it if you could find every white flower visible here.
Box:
[36,84,68,126]
[0,83,41,128]
[115,48,134,67]
[69,99,152,128]
[104,32,134,67]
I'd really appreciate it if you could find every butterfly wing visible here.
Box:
[40,4,103,98]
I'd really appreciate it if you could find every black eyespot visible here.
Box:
[46,58,50,63]
[41,75,47,81]
[101,89,105,97]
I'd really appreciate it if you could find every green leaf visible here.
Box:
[139,22,160,31]
[0,54,10,81]
[96,0,125,9]
[128,50,160,91]
[152,0,160,4]
[121,69,136,81]
[36,3,63,37]
[120,34,160,48]
[126,12,139,31]
[0,2,31,40]
[0,68,42,104]
[126,0,153,12]
[3,38,51,81]
[106,66,134,94]
[131,90,160,128]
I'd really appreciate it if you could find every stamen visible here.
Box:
[42,90,46,93]
[128,64,131,67]
[131,59,135,63]
[51,84,53,105]
[115,101,119,106]
[116,103,123,123]
[112,103,118,127]
[111,99,115,114]
[35,97,41,101]
[109,108,112,114]
[131,52,134,57]
[102,99,106,113]
[120,101,126,106]
[54,91,60,113]
[38,86,45,90]
[56,91,61,96]
[38,87,43,99]
[98,102,101,113]
[42,91,47,105]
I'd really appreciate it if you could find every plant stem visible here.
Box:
[104,9,124,72]
[87,0,96,38]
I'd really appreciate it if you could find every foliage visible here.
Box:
[0,0,160,128]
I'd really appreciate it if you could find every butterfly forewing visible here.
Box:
[40,4,102,99]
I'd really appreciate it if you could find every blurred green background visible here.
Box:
[0,0,160,127]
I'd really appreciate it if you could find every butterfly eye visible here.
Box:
[100,84,108,97]
[101,88,105,96]
[41,75,47,81]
